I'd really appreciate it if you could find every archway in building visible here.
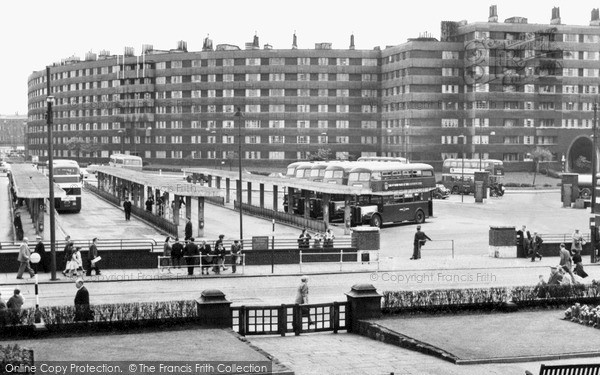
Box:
[567,136,594,173]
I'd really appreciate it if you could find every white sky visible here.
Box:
[1,0,599,115]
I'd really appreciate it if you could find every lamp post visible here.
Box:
[592,103,598,263]
[234,108,244,242]
[458,134,466,203]
[45,66,58,281]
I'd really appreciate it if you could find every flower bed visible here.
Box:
[0,300,199,338]
[564,303,600,328]
[382,287,507,314]
[0,344,34,374]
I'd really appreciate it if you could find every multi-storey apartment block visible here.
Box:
[26,6,600,173]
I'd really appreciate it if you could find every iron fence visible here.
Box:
[232,301,348,336]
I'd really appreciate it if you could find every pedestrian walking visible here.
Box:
[516,225,527,258]
[559,243,576,282]
[530,232,543,262]
[16,237,35,279]
[86,238,101,276]
[183,238,199,276]
[68,247,84,277]
[411,225,431,260]
[171,238,184,270]
[74,279,93,322]
[572,247,588,279]
[295,276,313,325]
[34,235,48,273]
[162,236,172,272]
[62,236,73,276]
[123,198,132,221]
[230,240,242,274]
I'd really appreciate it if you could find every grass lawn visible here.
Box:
[502,172,561,187]
[371,310,600,363]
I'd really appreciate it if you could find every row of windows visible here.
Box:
[156,57,378,69]
[439,117,594,128]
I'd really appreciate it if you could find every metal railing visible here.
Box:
[537,233,591,244]
[157,254,246,274]
[299,250,379,271]
[232,301,348,336]
[0,238,159,253]
[234,201,326,232]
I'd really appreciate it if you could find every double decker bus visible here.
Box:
[441,159,504,194]
[109,154,143,171]
[357,156,408,163]
[346,163,436,227]
[48,159,82,213]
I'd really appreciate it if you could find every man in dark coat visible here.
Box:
[34,236,48,273]
[86,238,101,276]
[183,238,199,276]
[14,213,23,241]
[123,198,132,221]
[145,196,154,213]
[74,279,93,321]
[411,225,432,260]
[171,238,184,269]
[199,240,212,275]
[184,218,193,241]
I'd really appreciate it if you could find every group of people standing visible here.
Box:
[61,236,101,278]
[162,234,242,276]
[516,225,544,262]
[298,228,335,249]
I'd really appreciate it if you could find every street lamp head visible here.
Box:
[46,96,55,105]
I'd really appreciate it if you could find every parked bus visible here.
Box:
[345,163,436,227]
[109,154,143,171]
[357,156,408,163]
[322,162,359,185]
[48,159,82,213]
[441,159,505,194]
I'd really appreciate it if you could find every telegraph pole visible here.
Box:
[46,66,58,280]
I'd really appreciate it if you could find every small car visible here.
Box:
[433,184,450,199]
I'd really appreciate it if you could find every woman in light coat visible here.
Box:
[295,276,313,325]
[68,247,83,277]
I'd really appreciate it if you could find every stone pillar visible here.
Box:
[216,176,221,189]
[344,195,352,235]
[155,188,161,215]
[272,185,279,212]
[197,197,205,238]
[345,284,382,333]
[303,190,311,219]
[208,174,213,188]
[185,196,192,219]
[247,181,252,206]
[195,290,232,327]
[489,226,516,258]
[173,194,181,225]
[259,183,265,208]
[287,187,295,213]
[225,178,231,204]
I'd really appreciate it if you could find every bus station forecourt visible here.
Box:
[1,166,598,375]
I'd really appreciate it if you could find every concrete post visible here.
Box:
[173,194,180,225]
[225,178,231,204]
[345,284,382,333]
[259,183,265,208]
[273,185,279,212]
[197,197,205,238]
[247,181,252,206]
[303,190,311,219]
[195,289,232,327]
[185,196,192,219]
[216,176,221,189]
[322,193,330,227]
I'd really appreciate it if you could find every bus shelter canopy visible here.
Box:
[10,164,67,199]
[184,167,375,196]
[96,166,224,198]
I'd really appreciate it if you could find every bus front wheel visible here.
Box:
[414,210,425,224]
[370,214,382,228]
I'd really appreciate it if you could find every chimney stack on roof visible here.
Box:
[488,5,498,23]
[350,33,355,50]
[550,6,561,25]
[292,31,297,49]
[591,8,600,26]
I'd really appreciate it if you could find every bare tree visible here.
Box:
[66,137,102,163]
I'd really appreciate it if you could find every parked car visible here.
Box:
[433,184,450,199]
